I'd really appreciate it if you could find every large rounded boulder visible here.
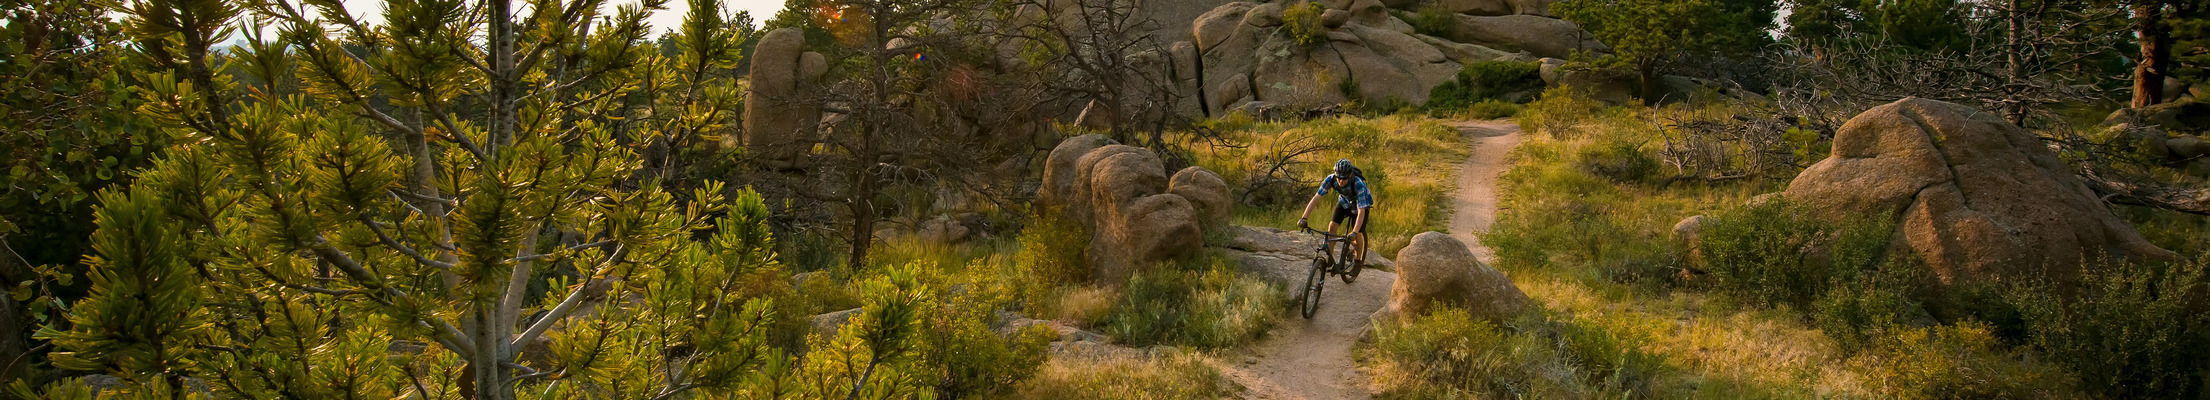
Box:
[1039,135,1225,285]
[1782,98,2180,284]
[1169,166,1233,234]
[1374,232,1530,324]
[738,28,825,169]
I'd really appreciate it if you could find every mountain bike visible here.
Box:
[1297,226,1364,319]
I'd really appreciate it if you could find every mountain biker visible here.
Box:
[1298,159,1374,269]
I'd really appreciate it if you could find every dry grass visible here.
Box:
[1008,349,1240,399]
[1484,95,2085,398]
[1185,113,1469,257]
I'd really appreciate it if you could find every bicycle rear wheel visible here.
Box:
[1301,257,1326,319]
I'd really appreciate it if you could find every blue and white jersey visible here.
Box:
[1316,174,1374,209]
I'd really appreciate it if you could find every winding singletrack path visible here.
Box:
[1213,120,1524,399]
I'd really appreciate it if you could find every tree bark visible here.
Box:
[2132,1,2168,108]
[2004,0,2030,126]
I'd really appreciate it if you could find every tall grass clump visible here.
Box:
[1014,351,1238,399]
[1368,307,1663,399]
[1518,85,1604,138]
[1099,254,1284,349]
[2009,260,2210,399]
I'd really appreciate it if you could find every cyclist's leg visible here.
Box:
[1331,204,1355,262]
[1351,207,1371,265]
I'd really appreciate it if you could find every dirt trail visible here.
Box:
[1212,120,1523,399]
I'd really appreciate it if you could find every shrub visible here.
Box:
[1284,2,1328,48]
[1013,208,1092,311]
[1425,61,1543,112]
[2011,260,2210,398]
[1099,255,1283,349]
[919,275,1055,397]
[1409,3,1456,37]
[1518,85,1603,138]
[1573,139,1658,183]
[1696,199,1898,311]
[1813,266,1930,354]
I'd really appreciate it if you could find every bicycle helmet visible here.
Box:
[1334,159,1355,176]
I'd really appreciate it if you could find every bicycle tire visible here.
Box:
[1339,243,1361,284]
[1301,257,1326,319]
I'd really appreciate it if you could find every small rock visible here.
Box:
[1321,9,1351,28]
[2168,136,2209,159]
[811,308,863,338]
[1244,2,1284,27]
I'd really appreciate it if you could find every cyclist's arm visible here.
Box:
[1298,193,1325,226]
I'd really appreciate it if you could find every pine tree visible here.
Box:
[1556,0,1780,103]
[24,0,889,397]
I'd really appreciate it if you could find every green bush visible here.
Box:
[1013,208,1091,311]
[1425,61,1543,112]
[1410,4,1457,37]
[1518,85,1603,138]
[1100,255,1284,349]
[1573,139,1658,183]
[1284,2,1328,48]
[919,275,1055,397]
[1698,199,1897,311]
[1813,265,1931,354]
[2011,260,2210,398]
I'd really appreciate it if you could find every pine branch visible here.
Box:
[361,215,455,270]
[509,243,623,351]
[307,238,479,356]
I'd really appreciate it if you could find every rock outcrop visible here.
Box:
[739,28,827,169]
[1445,15,1607,59]
[1782,98,2181,285]
[1373,232,1529,324]
[1219,225,1396,302]
[1190,0,1602,114]
[1040,135,1226,284]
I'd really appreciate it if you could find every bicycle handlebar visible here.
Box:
[1299,226,1355,242]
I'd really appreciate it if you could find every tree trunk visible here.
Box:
[1637,59,1659,106]
[2132,1,2168,108]
[2002,0,2030,126]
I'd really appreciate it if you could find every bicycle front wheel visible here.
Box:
[1340,245,1361,284]
[1301,257,1326,319]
